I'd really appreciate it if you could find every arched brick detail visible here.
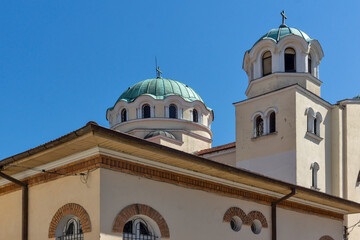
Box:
[48,203,91,238]
[112,204,170,238]
[223,207,248,224]
[247,210,268,228]
[319,236,334,240]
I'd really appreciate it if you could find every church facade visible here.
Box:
[1,14,360,240]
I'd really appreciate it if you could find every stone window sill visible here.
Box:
[252,131,278,140]
[310,186,320,191]
[306,131,323,142]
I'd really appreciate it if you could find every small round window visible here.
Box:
[230,216,242,232]
[251,219,262,234]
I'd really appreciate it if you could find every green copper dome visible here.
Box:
[250,24,312,51]
[353,95,360,99]
[109,78,205,109]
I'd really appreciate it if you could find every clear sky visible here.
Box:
[1,0,360,159]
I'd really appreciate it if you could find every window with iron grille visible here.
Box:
[123,219,159,240]
[255,116,264,137]
[57,217,84,240]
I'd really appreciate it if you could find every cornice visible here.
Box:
[0,147,347,217]
[245,72,322,96]
[111,117,213,137]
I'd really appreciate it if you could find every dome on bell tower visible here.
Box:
[242,11,324,98]
[250,24,312,51]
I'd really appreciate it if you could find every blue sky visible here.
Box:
[1,0,360,159]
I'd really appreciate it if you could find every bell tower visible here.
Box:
[235,13,328,188]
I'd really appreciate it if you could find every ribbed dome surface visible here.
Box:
[353,95,360,99]
[250,24,312,51]
[110,78,204,109]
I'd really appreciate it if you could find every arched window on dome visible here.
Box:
[123,218,158,240]
[255,116,264,137]
[308,54,312,74]
[169,104,177,119]
[193,109,199,123]
[121,109,127,122]
[142,104,151,119]
[262,51,272,76]
[284,48,296,72]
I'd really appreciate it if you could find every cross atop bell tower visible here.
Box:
[281,10,287,26]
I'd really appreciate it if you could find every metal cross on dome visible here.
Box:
[156,66,162,78]
[281,10,287,25]
[155,57,163,78]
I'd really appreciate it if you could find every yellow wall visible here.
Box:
[99,168,343,240]
[236,87,296,161]
[0,169,101,240]
[0,190,22,239]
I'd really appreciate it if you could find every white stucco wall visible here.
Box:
[295,90,332,193]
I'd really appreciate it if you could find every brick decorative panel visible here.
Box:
[223,207,268,228]
[319,235,334,240]
[247,210,268,228]
[48,203,91,238]
[223,207,248,224]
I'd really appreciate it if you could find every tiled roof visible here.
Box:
[195,142,235,156]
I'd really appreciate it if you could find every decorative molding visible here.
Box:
[234,84,333,109]
[112,204,170,238]
[0,154,344,220]
[245,72,322,96]
[112,117,213,136]
[48,203,91,238]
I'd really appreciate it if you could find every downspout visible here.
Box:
[271,188,296,240]
[341,104,348,237]
[0,170,28,240]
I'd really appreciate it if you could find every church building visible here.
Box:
[1,12,360,240]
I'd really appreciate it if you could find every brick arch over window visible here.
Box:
[112,203,170,238]
[319,236,334,240]
[223,207,248,224]
[247,210,268,228]
[48,203,91,238]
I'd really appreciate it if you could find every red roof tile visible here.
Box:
[195,142,235,156]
